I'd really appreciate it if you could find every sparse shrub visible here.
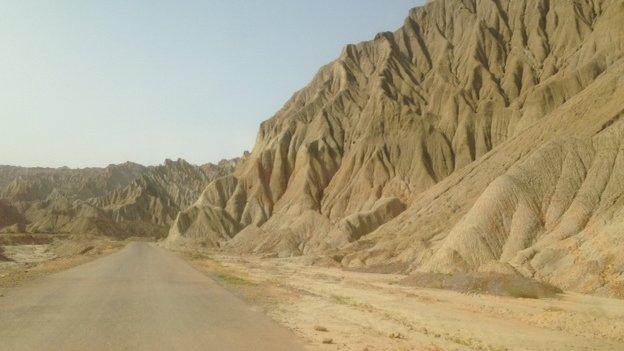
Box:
[0,246,9,261]
[389,331,405,339]
[330,294,354,305]
[216,273,255,286]
[400,272,561,299]
[544,306,565,313]
[191,251,210,260]
[314,325,328,332]
[78,245,95,255]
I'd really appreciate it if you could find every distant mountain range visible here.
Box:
[0,157,243,238]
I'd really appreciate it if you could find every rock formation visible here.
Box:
[168,0,624,297]
[0,158,241,238]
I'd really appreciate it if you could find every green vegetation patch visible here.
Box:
[216,273,256,286]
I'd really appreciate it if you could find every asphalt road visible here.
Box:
[0,242,305,351]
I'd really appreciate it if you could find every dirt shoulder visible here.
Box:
[175,249,624,351]
[0,235,125,292]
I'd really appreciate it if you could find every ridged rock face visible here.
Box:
[0,158,240,238]
[0,200,26,234]
[169,0,624,296]
[0,163,147,202]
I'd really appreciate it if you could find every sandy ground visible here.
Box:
[0,235,124,293]
[179,251,624,351]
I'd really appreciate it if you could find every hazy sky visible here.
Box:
[1,0,424,168]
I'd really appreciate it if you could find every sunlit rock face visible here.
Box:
[170,0,624,297]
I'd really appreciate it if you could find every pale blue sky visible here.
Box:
[1,0,424,168]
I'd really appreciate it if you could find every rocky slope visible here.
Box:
[0,158,241,238]
[0,246,8,261]
[168,0,624,297]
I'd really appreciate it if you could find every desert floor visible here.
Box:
[0,235,123,292]
[2,238,623,351]
[182,251,624,351]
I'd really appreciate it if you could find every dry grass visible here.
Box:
[544,306,565,313]
[216,273,256,286]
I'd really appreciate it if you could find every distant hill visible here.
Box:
[0,157,243,238]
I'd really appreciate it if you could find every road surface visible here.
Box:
[0,242,305,351]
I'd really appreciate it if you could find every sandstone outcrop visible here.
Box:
[169,0,624,297]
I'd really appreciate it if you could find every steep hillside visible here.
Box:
[169,0,624,296]
[0,158,241,238]
[0,200,26,232]
[344,58,624,297]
